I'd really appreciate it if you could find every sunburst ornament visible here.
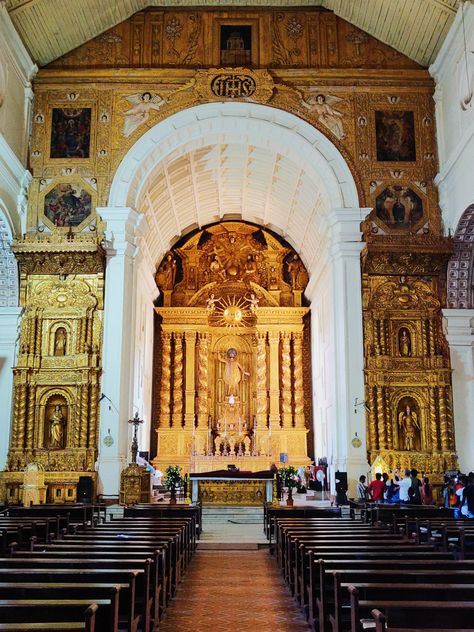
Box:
[212,295,253,328]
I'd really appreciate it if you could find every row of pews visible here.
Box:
[269,504,474,632]
[0,502,200,631]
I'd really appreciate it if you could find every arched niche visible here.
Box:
[48,322,71,356]
[391,392,426,453]
[41,392,69,450]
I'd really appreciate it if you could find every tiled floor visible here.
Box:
[159,550,311,632]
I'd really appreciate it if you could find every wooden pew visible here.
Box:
[371,608,473,632]
[0,568,143,632]
[0,598,115,632]
[331,580,474,632]
[349,589,474,632]
[0,603,97,632]
[309,557,474,631]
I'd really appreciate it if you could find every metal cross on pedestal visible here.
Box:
[128,412,144,464]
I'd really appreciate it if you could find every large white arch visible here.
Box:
[98,102,369,496]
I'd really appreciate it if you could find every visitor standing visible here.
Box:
[368,472,385,502]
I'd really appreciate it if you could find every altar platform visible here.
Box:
[189,469,274,505]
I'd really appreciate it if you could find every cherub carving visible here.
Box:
[122,92,166,137]
[300,93,345,140]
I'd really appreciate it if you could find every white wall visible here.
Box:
[431,3,474,234]
[431,4,474,473]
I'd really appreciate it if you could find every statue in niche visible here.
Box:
[398,402,420,451]
[54,327,67,356]
[398,328,412,357]
[287,254,309,290]
[156,252,176,290]
[48,404,66,449]
[218,348,250,397]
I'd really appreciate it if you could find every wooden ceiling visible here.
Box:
[5,0,460,67]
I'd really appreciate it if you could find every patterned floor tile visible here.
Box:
[159,550,311,632]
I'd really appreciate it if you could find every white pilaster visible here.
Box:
[443,309,474,472]
[96,207,142,496]
[0,308,21,469]
[307,208,368,495]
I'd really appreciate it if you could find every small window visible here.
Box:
[220,26,252,66]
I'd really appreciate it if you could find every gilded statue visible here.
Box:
[243,435,251,454]
[288,254,309,290]
[206,292,219,314]
[218,348,250,397]
[398,328,412,357]
[48,404,66,449]
[398,404,420,451]
[245,292,259,314]
[156,253,176,290]
[54,327,67,356]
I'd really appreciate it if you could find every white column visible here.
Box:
[96,207,143,496]
[443,309,474,472]
[307,209,368,495]
[0,308,21,469]
[132,236,159,458]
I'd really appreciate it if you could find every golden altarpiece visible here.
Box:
[152,222,311,474]
[0,231,104,503]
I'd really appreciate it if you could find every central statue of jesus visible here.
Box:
[218,348,250,397]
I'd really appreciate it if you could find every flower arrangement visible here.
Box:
[164,464,183,502]
[279,465,299,501]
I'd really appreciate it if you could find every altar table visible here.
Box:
[189,470,274,505]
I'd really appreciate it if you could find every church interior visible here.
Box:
[0,1,473,630]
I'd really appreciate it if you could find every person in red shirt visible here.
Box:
[368,472,385,502]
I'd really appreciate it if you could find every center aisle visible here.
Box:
[159,550,311,632]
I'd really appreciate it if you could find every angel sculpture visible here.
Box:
[300,93,346,140]
[398,404,420,451]
[122,92,166,137]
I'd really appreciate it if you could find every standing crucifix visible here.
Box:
[128,412,144,464]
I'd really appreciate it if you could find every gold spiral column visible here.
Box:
[268,331,281,428]
[281,332,293,429]
[184,331,196,428]
[26,386,35,450]
[438,385,449,450]
[255,332,268,430]
[172,332,184,427]
[160,332,172,428]
[79,384,89,447]
[17,383,27,450]
[429,386,439,451]
[88,384,99,449]
[376,385,387,449]
[293,332,305,430]
[196,332,209,428]
[367,385,378,451]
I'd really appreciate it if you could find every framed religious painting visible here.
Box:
[41,180,95,231]
[375,110,416,162]
[49,107,92,159]
[374,184,424,231]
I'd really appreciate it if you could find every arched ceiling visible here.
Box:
[138,142,328,270]
[109,102,360,274]
[5,0,460,67]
